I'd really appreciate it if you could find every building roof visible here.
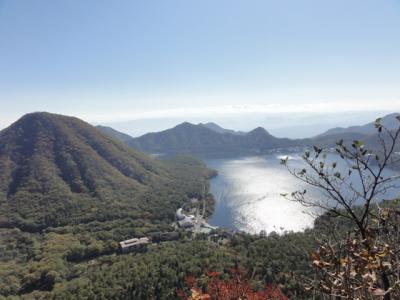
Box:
[177,217,194,228]
[119,237,150,249]
[176,208,185,220]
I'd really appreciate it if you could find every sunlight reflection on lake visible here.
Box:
[205,154,399,234]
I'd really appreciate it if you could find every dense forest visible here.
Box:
[0,209,337,299]
[0,113,216,299]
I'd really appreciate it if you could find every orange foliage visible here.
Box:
[178,269,287,300]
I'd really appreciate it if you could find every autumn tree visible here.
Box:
[178,269,288,300]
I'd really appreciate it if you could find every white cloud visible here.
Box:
[81,99,400,123]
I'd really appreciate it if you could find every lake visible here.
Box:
[205,153,399,234]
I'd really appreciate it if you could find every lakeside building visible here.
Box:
[175,208,186,221]
[177,217,195,228]
[119,237,150,253]
[176,207,195,228]
[175,208,217,233]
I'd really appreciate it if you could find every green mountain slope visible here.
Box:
[0,112,220,297]
[98,116,399,160]
[97,121,386,158]
[0,112,212,232]
[95,125,136,144]
[318,112,400,136]
[127,122,304,157]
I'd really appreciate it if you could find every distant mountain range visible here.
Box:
[318,113,400,137]
[97,113,400,157]
[124,122,304,157]
[318,113,400,154]
[0,112,213,231]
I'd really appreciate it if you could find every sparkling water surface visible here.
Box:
[205,154,399,234]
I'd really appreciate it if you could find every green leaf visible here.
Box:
[352,140,364,148]
[280,156,289,165]
[298,168,307,176]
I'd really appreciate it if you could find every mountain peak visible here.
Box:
[130,122,292,156]
[17,111,74,122]
[174,122,197,129]
[8,112,85,133]
[198,122,223,129]
[0,112,171,230]
[248,127,270,136]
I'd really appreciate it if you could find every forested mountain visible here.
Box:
[315,113,400,165]
[98,116,399,158]
[318,112,400,136]
[127,122,304,157]
[0,112,221,298]
[0,112,214,232]
[95,125,136,144]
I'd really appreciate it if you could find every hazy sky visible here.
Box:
[1,0,400,135]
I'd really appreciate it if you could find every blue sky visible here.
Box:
[0,0,400,136]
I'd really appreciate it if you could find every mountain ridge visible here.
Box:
[199,122,246,135]
[318,112,400,137]
[98,113,400,157]
[124,121,305,157]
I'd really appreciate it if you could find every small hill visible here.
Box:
[0,112,212,231]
